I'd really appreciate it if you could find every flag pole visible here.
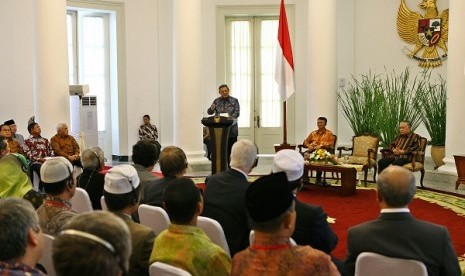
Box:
[274,0,295,152]
[282,101,288,145]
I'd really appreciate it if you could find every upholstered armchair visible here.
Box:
[337,134,379,186]
[380,136,427,187]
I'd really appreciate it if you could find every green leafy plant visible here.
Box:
[337,71,384,136]
[414,72,447,146]
[377,68,422,147]
[338,68,423,148]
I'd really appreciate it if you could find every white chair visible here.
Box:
[138,204,171,236]
[355,252,427,276]
[32,170,40,191]
[70,187,93,213]
[100,195,108,211]
[149,262,191,276]
[38,233,56,276]
[249,230,297,246]
[196,216,230,257]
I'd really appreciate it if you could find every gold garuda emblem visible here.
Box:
[397,0,449,68]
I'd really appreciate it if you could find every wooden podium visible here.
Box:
[201,116,233,174]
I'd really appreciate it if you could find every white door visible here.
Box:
[225,17,289,154]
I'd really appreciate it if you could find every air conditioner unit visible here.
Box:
[69,84,89,96]
[70,95,98,149]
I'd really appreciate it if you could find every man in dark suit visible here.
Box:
[140,146,188,207]
[345,166,460,276]
[272,149,338,254]
[202,139,257,257]
[104,164,155,276]
[271,150,342,274]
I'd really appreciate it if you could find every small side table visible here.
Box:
[453,155,465,190]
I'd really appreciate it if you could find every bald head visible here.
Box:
[377,166,416,208]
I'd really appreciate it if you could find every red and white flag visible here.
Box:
[275,0,295,100]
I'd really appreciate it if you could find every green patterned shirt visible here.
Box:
[149,224,231,276]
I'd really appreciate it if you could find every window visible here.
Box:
[67,10,110,131]
[226,17,281,128]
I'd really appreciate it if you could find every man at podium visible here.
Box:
[207,84,240,161]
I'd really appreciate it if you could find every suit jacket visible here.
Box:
[345,212,460,276]
[116,213,156,276]
[140,176,177,207]
[292,199,338,254]
[202,168,250,257]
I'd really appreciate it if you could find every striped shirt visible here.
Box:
[388,132,421,158]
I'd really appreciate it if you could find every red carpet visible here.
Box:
[297,186,465,260]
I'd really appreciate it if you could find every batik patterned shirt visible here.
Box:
[139,124,158,141]
[7,139,26,155]
[149,224,231,276]
[231,236,339,276]
[388,132,421,159]
[50,134,80,158]
[13,133,25,148]
[207,96,240,137]
[37,198,78,237]
[25,135,54,162]
[303,129,335,152]
[0,261,45,276]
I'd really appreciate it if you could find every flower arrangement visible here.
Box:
[307,149,336,164]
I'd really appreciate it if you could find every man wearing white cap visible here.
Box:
[37,157,78,236]
[272,150,338,255]
[104,164,155,276]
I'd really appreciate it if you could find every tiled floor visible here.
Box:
[110,154,465,196]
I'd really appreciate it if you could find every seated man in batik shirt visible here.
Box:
[231,172,339,276]
[25,122,54,181]
[377,120,420,174]
[303,117,335,185]
[149,177,231,276]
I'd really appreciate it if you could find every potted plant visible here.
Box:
[338,68,422,148]
[414,72,447,169]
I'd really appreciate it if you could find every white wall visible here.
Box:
[0,0,454,158]
[336,0,449,147]
[0,0,35,136]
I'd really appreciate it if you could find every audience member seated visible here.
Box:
[0,198,45,276]
[149,177,231,276]
[345,166,460,276]
[202,139,257,257]
[141,146,188,207]
[77,147,105,210]
[378,120,420,174]
[37,157,78,236]
[139,114,159,141]
[104,164,156,276]
[303,117,336,185]
[132,140,161,185]
[52,211,131,276]
[0,135,9,158]
[272,150,342,272]
[0,123,25,155]
[4,119,26,148]
[231,172,339,275]
[0,141,32,198]
[25,122,54,183]
[50,123,81,167]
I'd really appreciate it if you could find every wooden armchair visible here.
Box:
[337,134,379,186]
[380,136,427,187]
